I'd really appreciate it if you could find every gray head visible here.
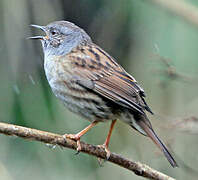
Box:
[29,21,92,56]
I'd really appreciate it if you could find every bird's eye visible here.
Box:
[50,28,59,36]
[51,31,57,35]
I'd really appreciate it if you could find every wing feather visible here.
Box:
[66,44,152,114]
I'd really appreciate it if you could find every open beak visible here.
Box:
[28,24,47,40]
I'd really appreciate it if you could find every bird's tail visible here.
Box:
[134,114,178,167]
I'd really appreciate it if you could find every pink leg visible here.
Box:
[99,120,117,159]
[64,121,98,151]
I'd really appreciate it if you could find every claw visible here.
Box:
[64,134,79,140]
[76,139,82,151]
[97,144,111,165]
[62,121,98,152]
[97,157,105,167]
[98,144,111,160]
[63,134,82,152]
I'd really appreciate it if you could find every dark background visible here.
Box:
[0,0,198,179]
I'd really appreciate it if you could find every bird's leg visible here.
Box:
[104,119,117,148]
[98,119,117,159]
[63,121,98,151]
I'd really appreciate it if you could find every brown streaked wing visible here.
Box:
[66,44,150,114]
[94,75,145,114]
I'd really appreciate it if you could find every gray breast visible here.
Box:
[44,55,117,122]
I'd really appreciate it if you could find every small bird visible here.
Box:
[29,21,178,167]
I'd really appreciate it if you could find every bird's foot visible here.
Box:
[63,134,82,152]
[97,144,111,166]
[97,144,111,160]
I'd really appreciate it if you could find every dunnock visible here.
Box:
[29,21,177,167]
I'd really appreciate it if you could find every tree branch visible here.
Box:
[147,0,198,28]
[0,122,175,180]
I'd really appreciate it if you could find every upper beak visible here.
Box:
[28,24,46,40]
[30,24,46,31]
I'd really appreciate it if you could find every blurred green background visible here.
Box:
[1,0,198,179]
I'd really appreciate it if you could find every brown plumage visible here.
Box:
[29,21,178,167]
[67,44,153,114]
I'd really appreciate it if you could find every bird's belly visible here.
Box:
[44,57,118,122]
[52,83,117,122]
[44,63,116,121]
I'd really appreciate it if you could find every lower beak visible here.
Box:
[27,35,44,40]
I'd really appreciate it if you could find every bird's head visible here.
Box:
[29,21,92,56]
